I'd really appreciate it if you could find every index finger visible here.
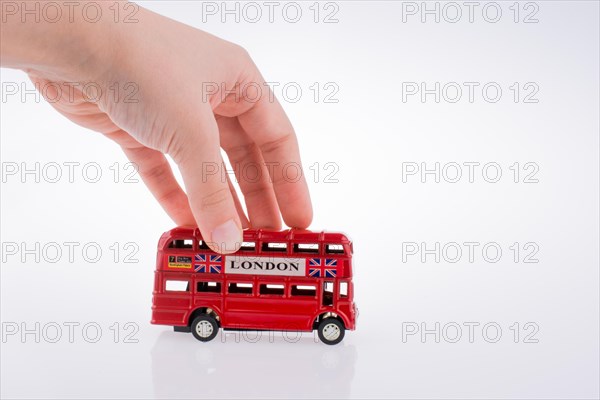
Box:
[236,83,313,229]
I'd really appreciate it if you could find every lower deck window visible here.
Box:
[291,285,317,297]
[197,281,221,293]
[228,282,253,294]
[259,284,284,295]
[165,280,189,292]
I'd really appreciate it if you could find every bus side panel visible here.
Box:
[191,294,224,321]
[222,297,313,331]
[271,297,318,331]
[239,297,314,331]
[335,302,356,330]
[152,294,192,326]
[222,296,264,329]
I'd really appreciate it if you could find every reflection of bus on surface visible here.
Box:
[151,227,358,345]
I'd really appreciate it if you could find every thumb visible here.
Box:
[170,113,243,254]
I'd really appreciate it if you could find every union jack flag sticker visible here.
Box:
[308,258,337,278]
[194,254,222,273]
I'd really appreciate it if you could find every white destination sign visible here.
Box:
[225,256,306,276]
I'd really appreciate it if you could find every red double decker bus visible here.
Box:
[151,227,357,345]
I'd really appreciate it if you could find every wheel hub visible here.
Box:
[323,323,341,341]
[196,320,214,338]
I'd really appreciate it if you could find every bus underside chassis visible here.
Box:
[176,312,346,345]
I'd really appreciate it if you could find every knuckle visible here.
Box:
[155,186,183,205]
[169,130,215,167]
[198,187,231,211]
[224,141,258,163]
[142,162,170,182]
[165,135,188,165]
[241,184,271,199]
[232,43,251,61]
[259,133,295,157]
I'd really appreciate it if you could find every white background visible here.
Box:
[1,1,599,398]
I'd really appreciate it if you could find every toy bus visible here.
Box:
[151,227,357,345]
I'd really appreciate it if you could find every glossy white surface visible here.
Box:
[1,1,598,398]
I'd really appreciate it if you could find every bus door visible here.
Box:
[193,278,224,314]
[322,281,335,307]
[222,278,258,329]
[285,281,320,330]
[251,280,293,330]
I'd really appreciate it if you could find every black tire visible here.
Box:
[318,318,345,345]
[191,314,219,342]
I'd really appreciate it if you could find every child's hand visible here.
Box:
[1,2,312,253]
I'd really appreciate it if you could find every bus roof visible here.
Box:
[160,227,353,248]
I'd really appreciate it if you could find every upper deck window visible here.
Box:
[325,244,344,254]
[240,241,257,252]
[261,242,287,252]
[293,243,319,254]
[168,239,194,249]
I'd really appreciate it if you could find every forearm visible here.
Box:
[0,0,124,80]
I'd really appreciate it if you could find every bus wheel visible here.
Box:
[318,318,345,345]
[191,314,219,342]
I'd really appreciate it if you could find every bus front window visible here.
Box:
[339,281,348,299]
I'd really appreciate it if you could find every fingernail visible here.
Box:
[211,219,242,254]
